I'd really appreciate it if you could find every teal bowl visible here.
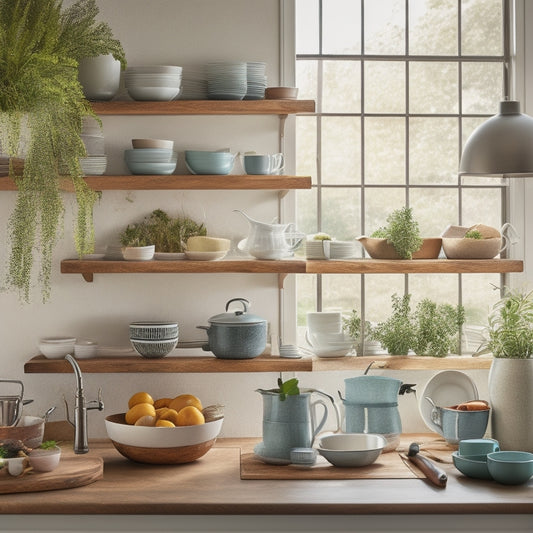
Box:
[452,452,492,480]
[487,451,533,485]
[185,151,235,175]
[125,159,177,175]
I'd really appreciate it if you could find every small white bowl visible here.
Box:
[122,245,155,261]
[74,340,98,359]
[317,433,386,467]
[39,337,76,359]
[28,446,61,472]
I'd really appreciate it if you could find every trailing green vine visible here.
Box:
[0,0,125,302]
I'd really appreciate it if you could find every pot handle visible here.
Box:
[0,379,24,401]
[309,398,328,447]
[196,326,211,352]
[225,297,250,315]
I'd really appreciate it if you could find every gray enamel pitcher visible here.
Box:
[256,388,340,461]
[340,375,403,452]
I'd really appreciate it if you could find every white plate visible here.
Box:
[419,370,479,433]
[185,250,227,261]
[154,252,186,261]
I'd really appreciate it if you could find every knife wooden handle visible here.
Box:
[409,453,448,487]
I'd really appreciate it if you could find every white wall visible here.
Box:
[0,0,514,444]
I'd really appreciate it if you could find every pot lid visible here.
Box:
[208,298,266,325]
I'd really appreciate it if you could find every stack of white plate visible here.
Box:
[330,241,356,259]
[125,65,182,101]
[179,65,208,100]
[207,62,247,100]
[245,62,267,100]
[105,245,124,260]
[80,117,106,175]
[305,240,330,259]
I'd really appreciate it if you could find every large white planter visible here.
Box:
[488,358,533,452]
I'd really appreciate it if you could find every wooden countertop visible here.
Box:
[1,436,531,516]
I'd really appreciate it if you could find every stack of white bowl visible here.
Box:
[305,239,331,260]
[330,241,357,259]
[179,65,208,100]
[207,62,247,100]
[80,117,107,175]
[245,62,267,100]
[125,139,177,175]
[125,66,182,101]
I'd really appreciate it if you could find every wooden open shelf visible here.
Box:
[24,353,492,374]
[90,99,316,116]
[60,258,523,283]
[0,175,312,192]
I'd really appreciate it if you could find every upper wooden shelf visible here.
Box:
[90,99,316,116]
[23,353,492,374]
[60,258,523,283]
[0,175,312,192]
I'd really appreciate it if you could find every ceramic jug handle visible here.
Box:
[310,399,328,446]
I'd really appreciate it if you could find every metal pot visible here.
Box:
[197,298,267,359]
[0,379,33,427]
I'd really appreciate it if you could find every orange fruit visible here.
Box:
[176,405,205,426]
[125,402,156,425]
[134,415,156,427]
[155,407,170,420]
[128,392,154,409]
[154,397,172,409]
[169,394,202,413]
[155,419,175,428]
[158,408,180,426]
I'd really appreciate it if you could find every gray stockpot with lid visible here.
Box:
[197,297,267,359]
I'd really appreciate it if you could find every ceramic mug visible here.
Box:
[431,406,490,444]
[243,153,284,175]
[458,438,500,456]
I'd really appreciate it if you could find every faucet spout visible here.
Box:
[65,354,103,454]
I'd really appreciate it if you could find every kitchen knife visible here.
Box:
[406,442,448,488]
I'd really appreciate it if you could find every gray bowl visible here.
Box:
[130,337,178,358]
[317,433,386,467]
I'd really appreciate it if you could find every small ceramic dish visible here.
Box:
[184,250,227,261]
[28,446,61,472]
[487,451,533,485]
[452,452,492,480]
[317,433,386,467]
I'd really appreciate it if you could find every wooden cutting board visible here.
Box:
[0,456,103,494]
[241,450,425,480]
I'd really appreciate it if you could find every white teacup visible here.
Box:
[306,311,343,334]
[243,153,284,175]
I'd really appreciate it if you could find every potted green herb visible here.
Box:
[0,0,126,302]
[358,206,441,259]
[119,221,155,261]
[369,293,414,355]
[476,287,533,452]
[411,299,465,357]
[342,309,361,354]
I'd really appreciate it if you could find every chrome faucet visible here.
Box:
[64,354,104,454]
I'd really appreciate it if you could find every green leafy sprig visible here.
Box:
[276,376,300,401]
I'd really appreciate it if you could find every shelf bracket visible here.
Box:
[278,114,288,153]
[82,273,94,283]
[278,273,289,289]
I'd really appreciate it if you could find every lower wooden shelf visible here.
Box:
[24,353,492,374]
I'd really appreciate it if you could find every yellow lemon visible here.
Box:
[155,419,175,428]
[134,415,156,427]
[125,402,156,425]
[128,392,154,410]
[154,397,172,409]
[169,394,202,413]
[176,405,205,426]
[158,408,180,426]
[155,407,170,420]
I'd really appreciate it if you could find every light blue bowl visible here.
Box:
[125,159,177,175]
[124,148,175,162]
[185,151,235,175]
[452,452,492,480]
[487,451,533,485]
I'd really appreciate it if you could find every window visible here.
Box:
[295,0,509,353]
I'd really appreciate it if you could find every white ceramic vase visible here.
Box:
[78,54,121,101]
[488,358,533,452]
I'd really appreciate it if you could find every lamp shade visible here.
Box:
[459,100,533,177]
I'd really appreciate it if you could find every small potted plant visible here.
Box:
[358,206,441,259]
[119,221,155,261]
[28,440,61,472]
[476,287,533,452]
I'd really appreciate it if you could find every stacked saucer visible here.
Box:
[207,62,247,100]
[125,65,182,101]
[80,117,107,175]
[305,239,330,259]
[245,62,267,100]
[330,241,356,259]
[179,65,208,100]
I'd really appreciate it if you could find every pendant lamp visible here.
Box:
[459,100,533,177]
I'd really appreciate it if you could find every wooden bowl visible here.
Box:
[442,237,502,259]
[357,237,442,259]
[105,413,223,464]
[0,416,44,449]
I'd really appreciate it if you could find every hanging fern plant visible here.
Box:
[0,0,126,302]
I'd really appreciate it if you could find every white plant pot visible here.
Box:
[122,245,155,261]
[488,358,533,452]
[78,54,121,101]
